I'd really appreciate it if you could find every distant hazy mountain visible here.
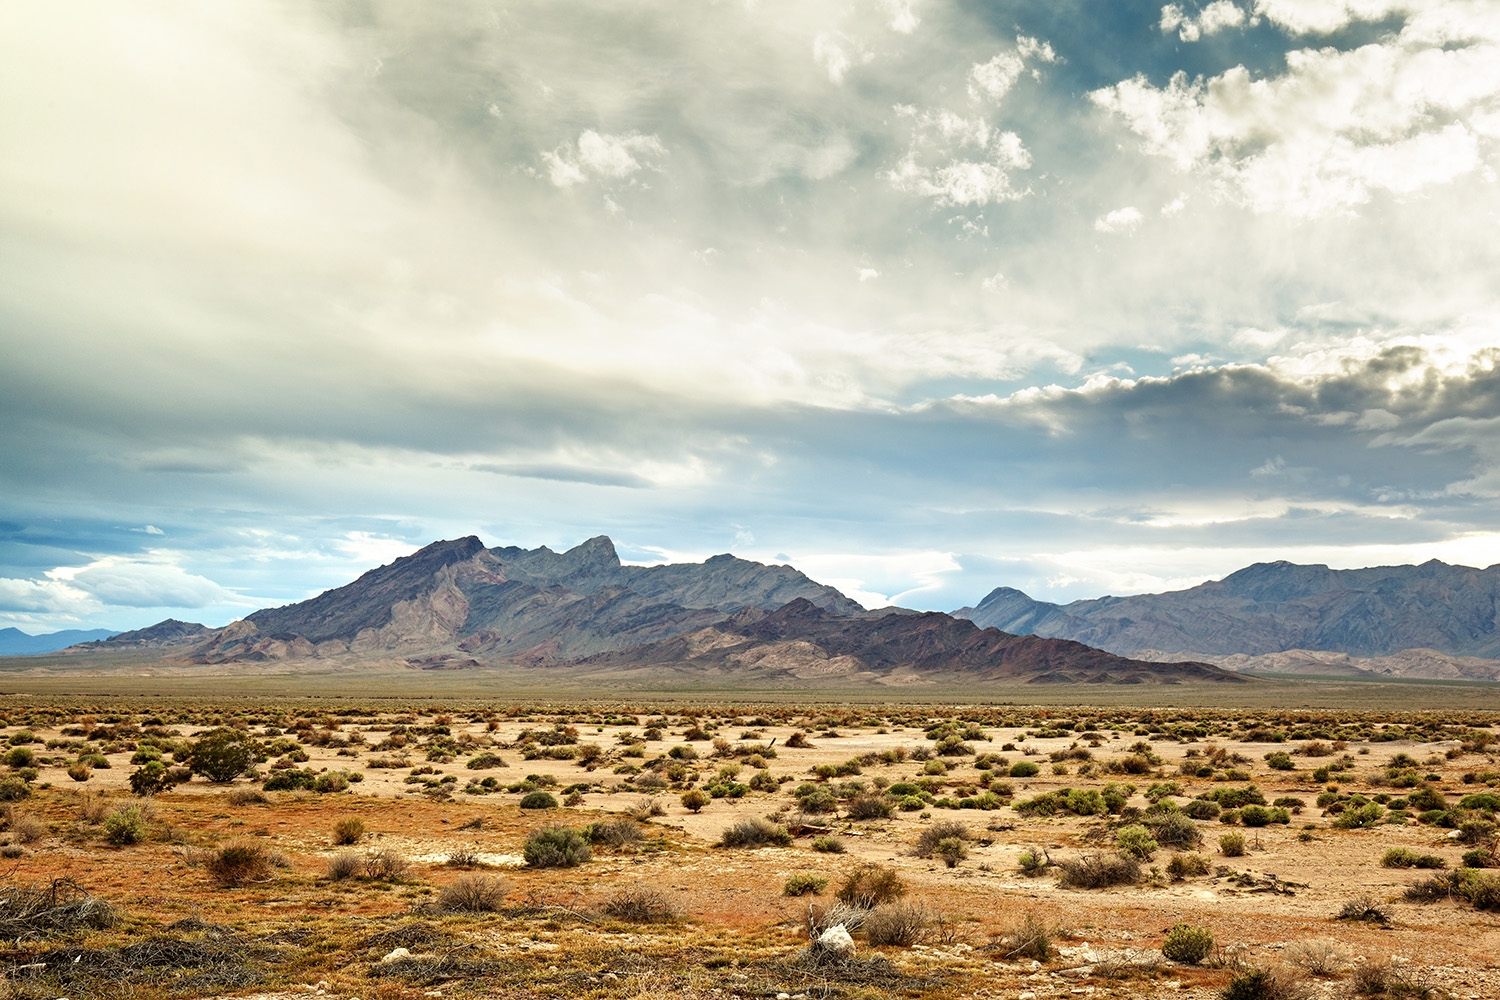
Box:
[0,627,118,655]
[954,559,1500,662]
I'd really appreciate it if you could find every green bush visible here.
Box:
[263,768,317,791]
[811,835,846,853]
[1219,832,1247,857]
[104,805,149,845]
[1381,847,1446,869]
[1221,966,1304,1000]
[129,761,172,796]
[1161,923,1214,964]
[0,777,32,802]
[187,728,258,783]
[522,824,592,868]
[680,789,709,812]
[783,872,829,896]
[1166,853,1212,879]
[719,817,792,848]
[1115,824,1159,860]
[1009,761,1040,778]
[519,790,560,810]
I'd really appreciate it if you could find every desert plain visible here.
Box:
[0,682,1492,1000]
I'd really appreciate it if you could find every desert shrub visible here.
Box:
[523,825,591,868]
[1219,832,1247,857]
[912,820,969,858]
[628,797,666,820]
[719,816,792,848]
[103,805,149,845]
[805,900,871,937]
[8,813,44,844]
[332,815,365,845]
[992,911,1055,960]
[326,852,362,880]
[935,836,968,867]
[1166,853,1211,879]
[1405,868,1500,909]
[436,874,508,912]
[1009,761,1040,778]
[1221,965,1308,1000]
[128,761,172,796]
[363,848,411,880]
[1115,825,1159,860]
[1056,853,1141,889]
[0,777,34,802]
[1017,847,1051,875]
[1350,958,1434,998]
[314,770,351,793]
[1148,812,1202,849]
[846,794,894,820]
[586,818,643,849]
[519,790,559,810]
[1335,894,1389,923]
[263,768,317,791]
[3,747,35,769]
[1332,802,1386,829]
[812,835,846,853]
[1381,847,1445,869]
[600,886,678,922]
[836,863,907,907]
[784,872,829,896]
[864,901,928,947]
[466,752,507,769]
[1161,923,1214,964]
[225,788,269,805]
[186,728,258,783]
[77,795,108,825]
[1282,938,1348,976]
[680,789,708,812]
[66,762,92,782]
[206,838,273,887]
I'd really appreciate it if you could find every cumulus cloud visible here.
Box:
[543,130,667,187]
[1094,206,1144,233]
[1095,5,1500,216]
[1161,2,1248,42]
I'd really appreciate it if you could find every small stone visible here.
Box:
[381,947,411,963]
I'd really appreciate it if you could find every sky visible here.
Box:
[3,0,1500,634]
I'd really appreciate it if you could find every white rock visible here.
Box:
[817,924,856,956]
[381,947,411,963]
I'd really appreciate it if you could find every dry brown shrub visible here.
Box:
[205,838,273,887]
[864,901,929,947]
[1282,938,1349,976]
[436,874,508,912]
[599,886,679,923]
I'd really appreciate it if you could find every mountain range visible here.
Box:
[0,627,117,656]
[953,559,1500,680]
[69,536,1231,686]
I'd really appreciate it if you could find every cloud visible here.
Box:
[1094,206,1144,233]
[59,557,239,609]
[543,131,667,187]
[1094,7,1500,216]
[1161,2,1248,42]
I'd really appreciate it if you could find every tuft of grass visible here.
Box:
[206,838,273,887]
[332,815,365,845]
[812,834,846,853]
